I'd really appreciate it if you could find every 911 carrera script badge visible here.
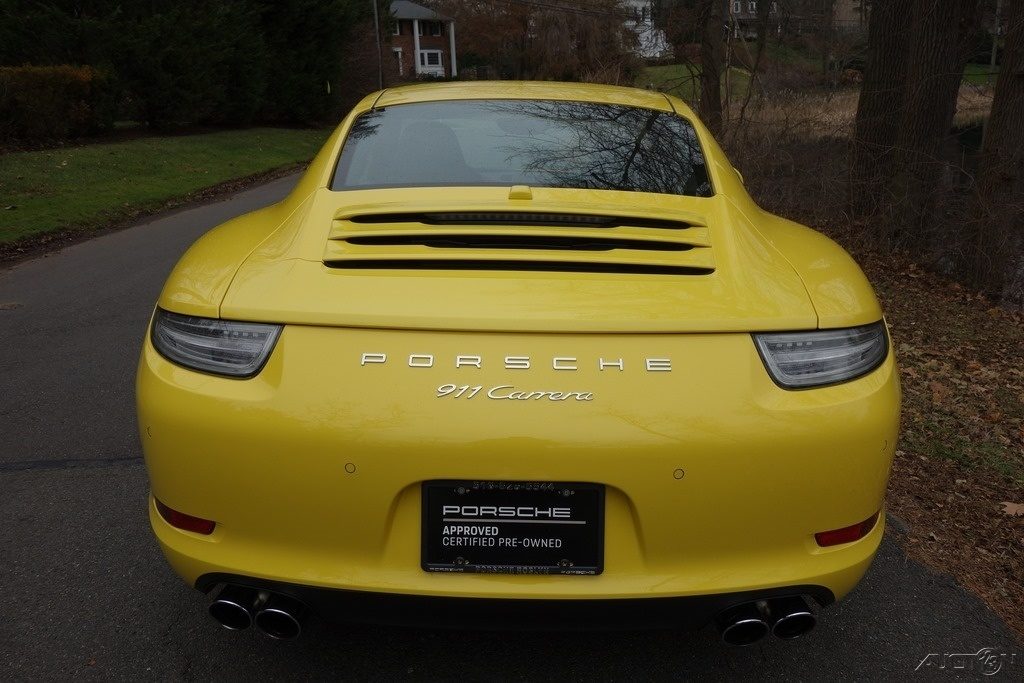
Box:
[437,384,593,401]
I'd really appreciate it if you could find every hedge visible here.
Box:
[0,65,115,142]
[0,1,380,131]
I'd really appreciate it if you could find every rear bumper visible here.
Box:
[153,493,883,611]
[139,324,899,607]
[195,572,835,631]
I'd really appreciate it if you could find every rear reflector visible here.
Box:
[156,499,216,535]
[814,512,879,547]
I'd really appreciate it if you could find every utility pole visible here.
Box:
[372,0,384,89]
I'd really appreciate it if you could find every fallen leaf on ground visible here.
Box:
[1001,502,1024,517]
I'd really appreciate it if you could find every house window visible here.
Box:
[749,1,757,11]
[419,50,442,67]
[392,48,403,76]
[417,21,442,36]
[393,20,401,36]
[732,1,741,13]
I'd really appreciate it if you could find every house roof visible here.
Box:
[390,1,450,21]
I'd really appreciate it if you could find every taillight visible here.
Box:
[156,499,216,535]
[814,512,879,547]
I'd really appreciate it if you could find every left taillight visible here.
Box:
[155,499,216,535]
[150,309,282,378]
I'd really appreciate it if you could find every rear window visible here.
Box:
[331,100,713,197]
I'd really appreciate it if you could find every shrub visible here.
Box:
[114,2,268,129]
[0,0,375,130]
[258,0,370,125]
[0,65,114,142]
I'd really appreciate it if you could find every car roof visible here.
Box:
[371,80,682,114]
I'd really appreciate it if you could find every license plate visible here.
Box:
[422,481,604,575]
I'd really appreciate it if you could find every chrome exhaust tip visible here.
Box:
[209,585,260,631]
[716,602,769,646]
[254,594,307,640]
[768,596,817,640]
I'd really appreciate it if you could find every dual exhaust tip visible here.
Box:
[211,585,814,644]
[716,596,816,646]
[209,585,307,640]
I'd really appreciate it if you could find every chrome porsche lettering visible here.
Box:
[408,354,434,367]
[552,357,577,371]
[504,356,531,370]
[362,353,670,372]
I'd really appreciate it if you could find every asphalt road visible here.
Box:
[1,175,1019,681]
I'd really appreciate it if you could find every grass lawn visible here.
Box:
[0,127,331,244]
[964,63,999,86]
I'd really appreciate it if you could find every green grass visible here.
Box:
[761,41,821,72]
[921,427,1023,485]
[0,127,331,244]
[964,63,999,86]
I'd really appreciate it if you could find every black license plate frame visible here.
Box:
[421,480,604,575]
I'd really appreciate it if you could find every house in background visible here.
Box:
[623,0,671,59]
[389,0,457,78]
[725,1,869,40]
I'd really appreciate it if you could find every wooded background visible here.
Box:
[431,0,1021,307]
[0,0,382,128]
[1,0,1021,308]
[648,0,1022,308]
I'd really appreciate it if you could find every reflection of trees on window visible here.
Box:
[483,101,712,197]
[345,109,383,141]
[331,100,713,197]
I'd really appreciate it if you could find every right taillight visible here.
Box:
[814,512,879,547]
[753,321,888,389]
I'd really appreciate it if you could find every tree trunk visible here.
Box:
[698,0,723,134]
[820,0,834,82]
[888,0,981,246]
[850,0,914,220]
[971,0,1024,304]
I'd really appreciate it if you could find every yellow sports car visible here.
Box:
[137,82,899,644]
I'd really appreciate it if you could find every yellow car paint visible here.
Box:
[138,82,899,617]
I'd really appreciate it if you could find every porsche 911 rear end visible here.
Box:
[137,83,899,644]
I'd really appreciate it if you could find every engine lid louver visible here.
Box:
[323,210,715,275]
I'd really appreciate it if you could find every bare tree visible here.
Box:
[889,0,982,245]
[851,0,981,248]
[430,0,639,82]
[970,0,1024,304]
[820,0,835,82]
[697,0,723,133]
[850,0,914,222]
